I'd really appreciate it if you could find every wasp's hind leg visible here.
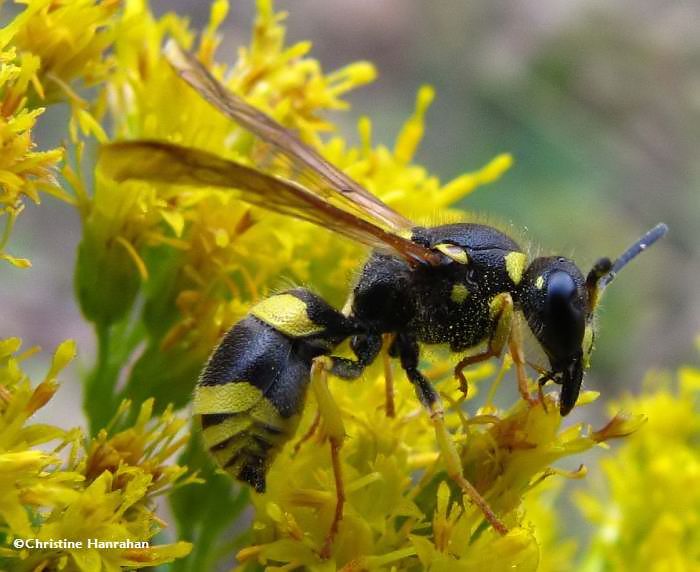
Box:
[309,356,348,559]
[454,292,514,396]
[395,333,509,536]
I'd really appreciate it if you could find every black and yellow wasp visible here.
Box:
[101,41,667,552]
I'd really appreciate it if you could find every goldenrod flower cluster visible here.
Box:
[0,338,193,571]
[0,0,118,268]
[241,358,644,570]
[1,0,696,571]
[576,344,700,571]
[69,0,512,432]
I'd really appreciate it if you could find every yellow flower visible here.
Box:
[34,470,191,572]
[10,0,119,101]
[0,338,82,538]
[82,398,195,493]
[237,358,638,570]
[0,0,118,268]
[75,0,377,329]
[0,339,195,571]
[575,351,700,571]
[0,45,63,268]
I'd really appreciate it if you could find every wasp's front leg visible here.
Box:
[508,310,539,406]
[395,333,508,536]
[454,292,514,396]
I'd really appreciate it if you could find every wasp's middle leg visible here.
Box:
[395,334,508,536]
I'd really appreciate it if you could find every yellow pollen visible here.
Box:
[451,283,470,304]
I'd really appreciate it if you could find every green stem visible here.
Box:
[84,324,118,434]
[83,311,148,433]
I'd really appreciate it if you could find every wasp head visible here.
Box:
[518,224,667,415]
[519,257,593,416]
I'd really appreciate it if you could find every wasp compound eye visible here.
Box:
[546,271,576,309]
[543,270,586,361]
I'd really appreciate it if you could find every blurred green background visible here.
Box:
[1,0,697,449]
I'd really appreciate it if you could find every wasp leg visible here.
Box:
[508,312,538,405]
[296,333,381,458]
[383,333,396,417]
[454,292,514,396]
[310,357,346,559]
[396,334,508,536]
[328,332,382,379]
[292,409,321,456]
[326,437,344,558]
[537,372,556,413]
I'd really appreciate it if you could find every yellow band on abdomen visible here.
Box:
[194,382,263,415]
[250,294,325,338]
[201,415,253,448]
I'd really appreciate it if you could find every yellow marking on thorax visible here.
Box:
[194,382,263,415]
[505,251,527,285]
[250,294,325,338]
[535,275,545,290]
[450,283,470,304]
[435,243,469,264]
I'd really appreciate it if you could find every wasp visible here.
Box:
[101,41,668,555]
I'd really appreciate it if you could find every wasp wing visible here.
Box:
[164,40,417,233]
[99,140,441,266]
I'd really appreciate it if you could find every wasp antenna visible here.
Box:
[600,223,668,288]
[586,223,667,312]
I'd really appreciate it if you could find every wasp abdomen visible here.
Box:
[194,289,358,492]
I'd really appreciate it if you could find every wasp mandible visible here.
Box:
[101,41,667,555]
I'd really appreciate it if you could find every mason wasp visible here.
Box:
[100,41,667,556]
